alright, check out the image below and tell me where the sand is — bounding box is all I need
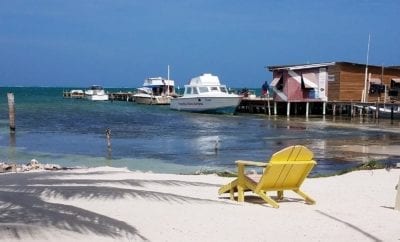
[0,166,399,242]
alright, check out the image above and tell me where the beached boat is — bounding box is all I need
[170,73,241,114]
[133,77,176,105]
[84,85,109,101]
[368,105,400,119]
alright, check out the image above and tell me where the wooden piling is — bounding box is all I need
[7,93,16,132]
[106,128,111,149]
[395,176,400,211]
[306,102,309,118]
[391,105,394,121]
[333,103,336,116]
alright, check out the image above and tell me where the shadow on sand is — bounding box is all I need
[0,171,222,241]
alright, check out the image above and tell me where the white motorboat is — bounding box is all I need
[133,77,176,105]
[170,73,241,114]
[84,85,109,101]
[368,105,400,119]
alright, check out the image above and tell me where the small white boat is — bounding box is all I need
[133,77,176,105]
[64,89,84,98]
[84,85,109,101]
[170,73,241,114]
[368,105,400,119]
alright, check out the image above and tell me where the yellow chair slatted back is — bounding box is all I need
[256,145,316,191]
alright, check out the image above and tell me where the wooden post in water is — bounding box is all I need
[391,105,394,121]
[395,175,400,211]
[306,102,309,118]
[105,128,112,160]
[351,103,355,117]
[106,128,112,150]
[333,103,336,116]
[7,93,16,133]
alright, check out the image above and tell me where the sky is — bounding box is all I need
[0,0,399,88]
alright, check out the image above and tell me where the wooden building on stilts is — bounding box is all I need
[259,61,400,118]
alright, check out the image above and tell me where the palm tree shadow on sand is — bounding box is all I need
[0,171,222,241]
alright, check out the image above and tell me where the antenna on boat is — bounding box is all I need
[362,34,371,103]
[167,65,170,95]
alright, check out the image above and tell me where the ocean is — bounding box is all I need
[1,87,400,176]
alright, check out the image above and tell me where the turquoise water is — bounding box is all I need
[1,87,400,175]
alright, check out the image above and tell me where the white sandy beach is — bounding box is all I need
[0,166,399,242]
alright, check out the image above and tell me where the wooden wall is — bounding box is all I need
[327,65,341,101]
[327,63,400,102]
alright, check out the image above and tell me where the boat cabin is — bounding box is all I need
[184,85,229,95]
[184,73,229,95]
[142,77,175,96]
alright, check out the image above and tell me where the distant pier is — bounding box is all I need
[63,90,134,102]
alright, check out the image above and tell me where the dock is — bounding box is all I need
[62,90,400,120]
[63,90,84,99]
[63,90,134,102]
[108,92,134,102]
[237,97,400,120]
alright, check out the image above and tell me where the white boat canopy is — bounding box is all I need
[188,73,221,86]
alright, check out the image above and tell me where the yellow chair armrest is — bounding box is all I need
[235,160,268,167]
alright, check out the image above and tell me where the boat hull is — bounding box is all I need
[133,94,172,105]
[170,96,241,114]
[86,94,109,101]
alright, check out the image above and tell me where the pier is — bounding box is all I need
[62,90,400,120]
[108,92,134,102]
[236,97,400,120]
[63,90,134,102]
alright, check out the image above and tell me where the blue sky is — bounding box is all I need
[0,0,399,88]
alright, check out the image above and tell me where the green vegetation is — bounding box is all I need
[311,159,388,178]
[192,160,392,178]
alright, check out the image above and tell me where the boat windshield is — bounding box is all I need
[198,87,209,93]
[91,85,103,90]
[220,86,228,93]
[210,87,219,92]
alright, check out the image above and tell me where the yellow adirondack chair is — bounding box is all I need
[218,145,317,208]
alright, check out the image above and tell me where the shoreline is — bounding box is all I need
[2,158,399,178]
[1,166,399,241]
